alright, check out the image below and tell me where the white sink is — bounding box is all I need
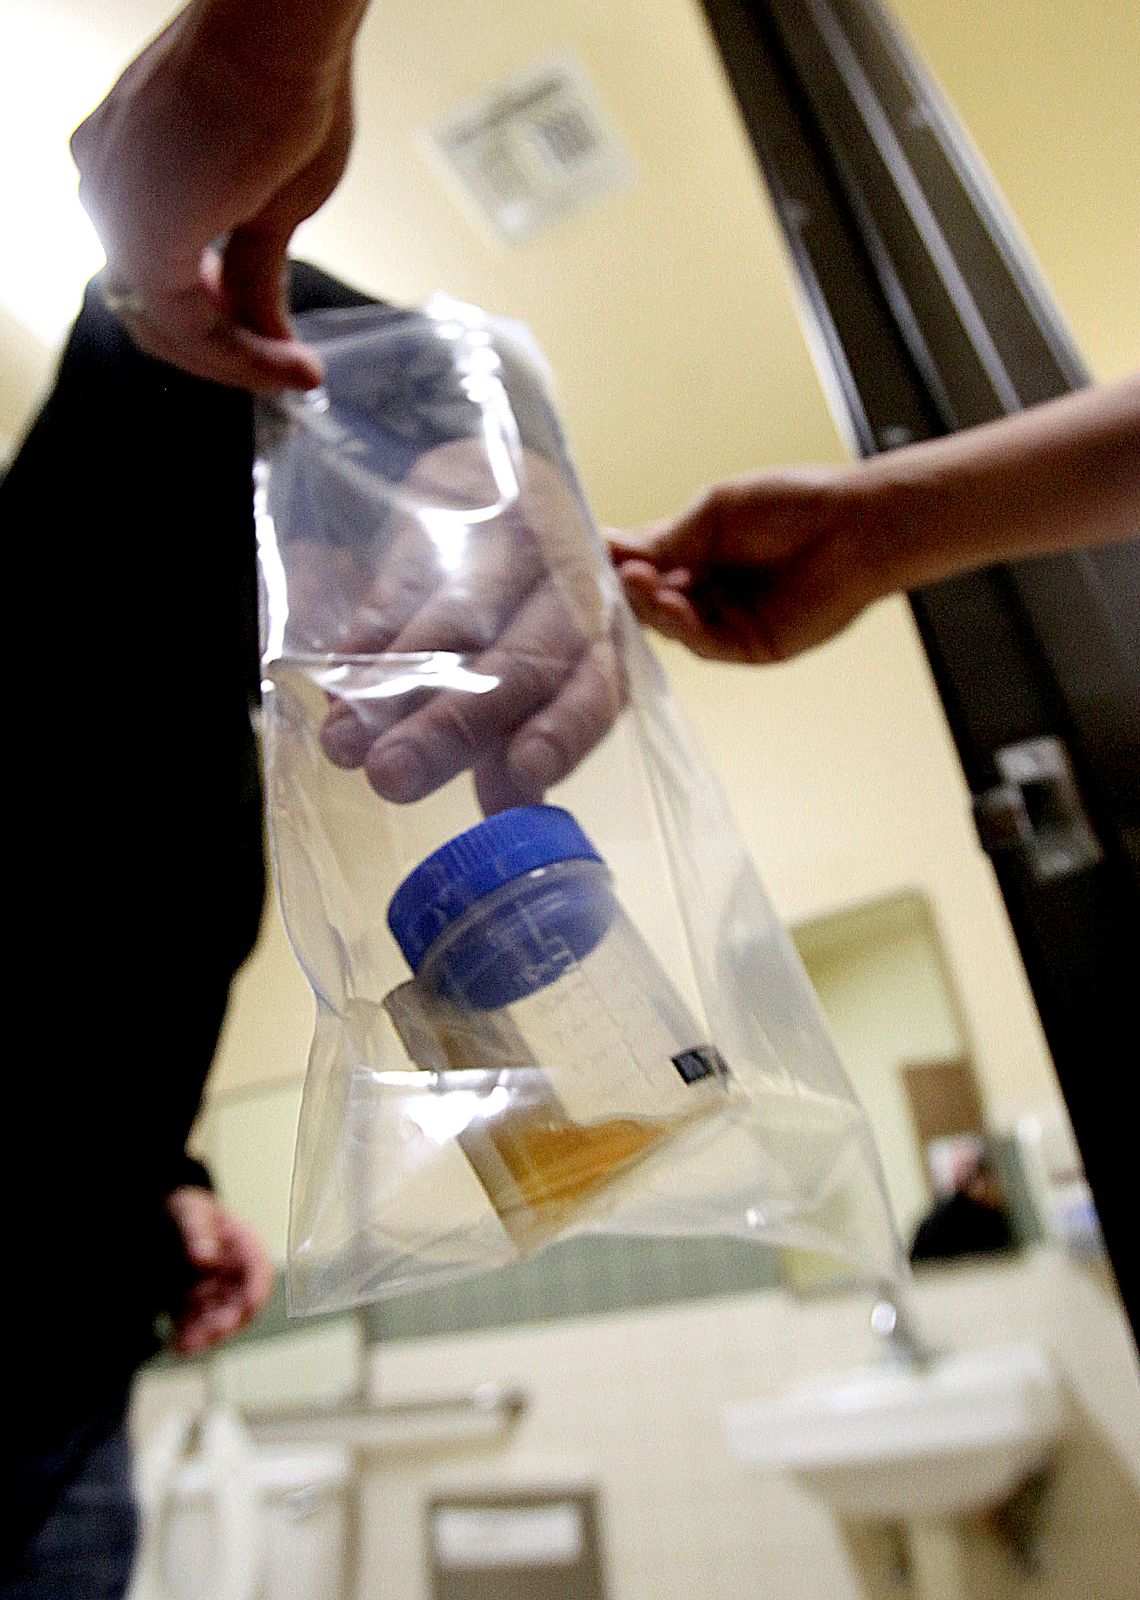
[724,1342,1066,1520]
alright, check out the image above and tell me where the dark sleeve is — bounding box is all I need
[909,1216,937,1263]
[1,262,390,1228]
[909,1199,952,1263]
[3,271,262,715]
[167,1153,214,1193]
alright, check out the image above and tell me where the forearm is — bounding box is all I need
[869,372,1140,590]
[187,0,370,81]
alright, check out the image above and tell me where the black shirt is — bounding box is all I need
[2,263,378,1472]
[909,1191,1015,1263]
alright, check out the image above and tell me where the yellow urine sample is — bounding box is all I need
[384,981,688,1251]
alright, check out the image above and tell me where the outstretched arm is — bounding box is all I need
[613,374,1140,664]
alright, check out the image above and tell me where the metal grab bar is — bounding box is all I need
[240,1381,528,1450]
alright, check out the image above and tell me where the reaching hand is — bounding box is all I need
[71,7,359,391]
[165,1186,275,1355]
[611,375,1140,665]
[610,467,889,665]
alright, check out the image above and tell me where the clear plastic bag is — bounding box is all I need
[254,298,901,1313]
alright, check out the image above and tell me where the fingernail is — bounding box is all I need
[368,741,430,803]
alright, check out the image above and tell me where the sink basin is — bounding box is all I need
[723,1342,1066,1520]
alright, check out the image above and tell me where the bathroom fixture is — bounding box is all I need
[243,1381,529,1453]
[723,1341,1065,1520]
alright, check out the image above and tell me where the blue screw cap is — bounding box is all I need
[387,805,603,977]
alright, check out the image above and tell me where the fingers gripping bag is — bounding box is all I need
[255,298,902,1314]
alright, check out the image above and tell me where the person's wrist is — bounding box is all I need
[850,452,953,599]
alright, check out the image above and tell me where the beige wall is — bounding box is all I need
[209,904,314,1101]
[0,306,51,456]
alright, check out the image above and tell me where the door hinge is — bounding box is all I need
[973,736,1104,882]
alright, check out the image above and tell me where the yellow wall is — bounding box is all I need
[0,307,51,455]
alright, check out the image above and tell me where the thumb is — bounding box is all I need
[609,485,735,572]
[167,1188,223,1267]
[221,224,296,343]
[104,250,325,392]
[609,521,698,612]
[608,516,692,570]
